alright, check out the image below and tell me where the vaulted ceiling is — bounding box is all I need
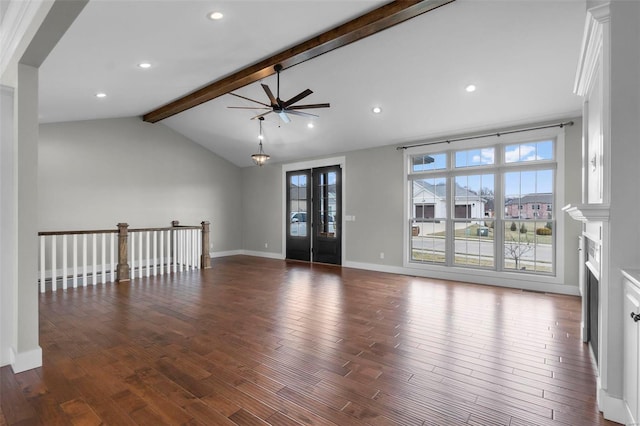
[39,0,586,167]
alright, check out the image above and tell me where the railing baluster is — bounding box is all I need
[173,229,178,273]
[51,235,57,291]
[110,233,115,282]
[198,229,202,269]
[73,235,78,288]
[138,231,143,279]
[40,236,46,293]
[159,231,164,276]
[191,229,196,269]
[146,231,151,277]
[82,234,88,287]
[130,231,135,278]
[101,233,106,284]
[62,235,68,290]
[166,230,171,274]
[152,231,157,276]
[186,230,190,269]
[92,233,97,285]
[179,230,184,272]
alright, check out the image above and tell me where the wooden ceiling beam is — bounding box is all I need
[143,0,455,123]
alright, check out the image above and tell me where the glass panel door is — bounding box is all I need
[285,166,342,265]
[286,170,311,261]
[312,166,341,265]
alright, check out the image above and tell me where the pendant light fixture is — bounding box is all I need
[251,117,270,166]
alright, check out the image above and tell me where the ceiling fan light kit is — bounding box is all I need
[228,64,330,124]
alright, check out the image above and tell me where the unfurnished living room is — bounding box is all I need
[1,0,639,425]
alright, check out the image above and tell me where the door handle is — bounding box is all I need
[631,312,640,322]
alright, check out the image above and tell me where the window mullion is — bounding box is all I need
[446,174,454,266]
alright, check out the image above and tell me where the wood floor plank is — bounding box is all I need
[0,255,619,425]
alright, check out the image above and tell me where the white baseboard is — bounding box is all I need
[211,250,285,260]
[240,250,285,260]
[598,385,627,424]
[0,347,11,367]
[10,346,42,373]
[210,250,243,258]
[344,260,580,296]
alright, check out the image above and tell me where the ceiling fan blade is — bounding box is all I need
[288,103,330,110]
[282,89,313,108]
[278,110,291,123]
[261,84,277,106]
[251,111,273,120]
[227,106,270,110]
[228,92,270,107]
[286,110,319,118]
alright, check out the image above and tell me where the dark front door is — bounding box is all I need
[286,170,311,261]
[285,165,342,265]
[312,166,341,265]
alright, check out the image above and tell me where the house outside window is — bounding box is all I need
[406,133,559,277]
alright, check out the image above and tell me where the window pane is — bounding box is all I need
[503,220,553,273]
[411,177,446,264]
[504,170,553,219]
[455,148,495,168]
[454,220,494,268]
[411,153,447,172]
[454,174,494,219]
[411,220,446,264]
[413,178,447,220]
[317,171,337,239]
[505,140,554,163]
[289,174,307,237]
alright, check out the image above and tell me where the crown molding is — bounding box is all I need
[0,0,45,77]
[574,2,610,96]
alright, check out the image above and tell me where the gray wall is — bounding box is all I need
[241,117,583,293]
[562,117,584,289]
[39,117,243,253]
[240,163,282,254]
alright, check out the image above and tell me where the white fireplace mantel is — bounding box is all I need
[562,203,610,223]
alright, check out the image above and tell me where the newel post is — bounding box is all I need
[116,223,130,282]
[201,221,211,269]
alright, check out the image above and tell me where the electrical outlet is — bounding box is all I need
[264,242,268,248]
[380,252,385,259]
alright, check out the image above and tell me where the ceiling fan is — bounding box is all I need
[227,64,330,123]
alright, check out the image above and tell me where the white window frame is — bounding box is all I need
[403,126,565,288]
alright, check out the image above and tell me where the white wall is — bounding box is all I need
[601,0,640,409]
[0,85,15,367]
[241,117,583,294]
[39,117,243,254]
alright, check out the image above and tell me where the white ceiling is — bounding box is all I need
[39,0,587,167]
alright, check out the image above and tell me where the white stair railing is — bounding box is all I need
[38,220,211,292]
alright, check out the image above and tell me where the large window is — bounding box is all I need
[407,137,557,276]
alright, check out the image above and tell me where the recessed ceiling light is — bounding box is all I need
[465,84,477,93]
[372,106,382,114]
[137,62,151,69]
[208,11,223,20]
[95,92,107,98]
[307,122,314,129]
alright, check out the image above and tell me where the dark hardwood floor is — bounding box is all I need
[1,255,618,425]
